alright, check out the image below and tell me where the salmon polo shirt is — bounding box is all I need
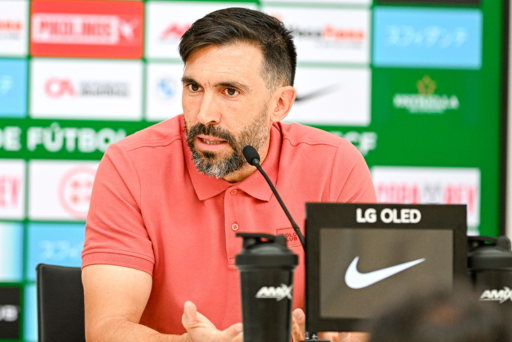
[82,114,376,335]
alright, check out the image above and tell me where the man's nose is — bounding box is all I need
[197,91,221,125]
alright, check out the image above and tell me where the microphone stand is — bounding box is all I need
[246,151,329,342]
[252,160,306,251]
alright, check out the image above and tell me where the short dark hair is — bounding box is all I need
[179,7,297,90]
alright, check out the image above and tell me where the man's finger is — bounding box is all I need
[318,332,351,342]
[221,323,243,340]
[182,301,198,327]
[232,332,244,342]
[291,309,305,342]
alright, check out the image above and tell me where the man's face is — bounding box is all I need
[182,43,273,179]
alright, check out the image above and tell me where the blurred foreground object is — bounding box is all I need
[368,283,512,342]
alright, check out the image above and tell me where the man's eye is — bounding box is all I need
[225,88,239,97]
[188,84,200,92]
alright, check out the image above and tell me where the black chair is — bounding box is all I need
[36,264,86,342]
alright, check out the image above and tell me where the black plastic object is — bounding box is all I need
[36,264,85,342]
[242,146,306,250]
[468,236,512,308]
[236,233,298,342]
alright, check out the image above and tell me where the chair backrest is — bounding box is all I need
[36,264,86,342]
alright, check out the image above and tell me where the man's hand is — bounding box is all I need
[182,301,243,342]
[291,309,366,342]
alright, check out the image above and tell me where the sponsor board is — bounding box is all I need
[145,2,256,60]
[0,287,20,339]
[31,0,143,58]
[26,223,85,281]
[23,285,36,342]
[0,0,29,56]
[0,223,23,282]
[372,68,478,122]
[0,59,28,117]
[0,159,25,220]
[378,0,479,4]
[28,160,99,221]
[264,7,370,64]
[371,166,480,228]
[146,62,184,121]
[393,75,459,114]
[330,131,377,156]
[286,67,371,126]
[30,59,143,120]
[25,122,126,154]
[263,0,371,3]
[0,122,128,156]
[373,8,482,69]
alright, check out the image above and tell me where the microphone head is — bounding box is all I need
[243,146,260,166]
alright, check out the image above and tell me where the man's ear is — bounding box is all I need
[270,86,296,123]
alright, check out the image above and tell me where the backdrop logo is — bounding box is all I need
[31,59,143,120]
[264,7,370,64]
[45,78,75,98]
[0,161,25,220]
[30,0,143,58]
[58,166,95,219]
[378,0,480,4]
[0,287,20,339]
[145,63,184,121]
[28,160,99,221]
[0,223,23,282]
[44,78,129,99]
[0,76,13,96]
[373,8,482,69]
[393,75,459,114]
[157,78,177,100]
[290,24,365,46]
[371,166,480,229]
[0,0,29,56]
[145,2,256,59]
[160,23,191,41]
[0,58,28,117]
[287,67,371,126]
[26,223,85,281]
[32,14,139,45]
[0,20,22,39]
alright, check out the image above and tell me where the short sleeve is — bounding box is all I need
[330,139,377,203]
[82,143,155,276]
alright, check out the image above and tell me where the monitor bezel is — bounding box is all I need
[305,203,468,332]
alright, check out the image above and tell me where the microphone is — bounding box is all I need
[243,146,325,342]
[243,146,306,251]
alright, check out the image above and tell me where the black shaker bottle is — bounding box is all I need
[235,233,299,342]
[468,236,512,309]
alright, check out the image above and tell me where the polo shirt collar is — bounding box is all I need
[181,116,280,202]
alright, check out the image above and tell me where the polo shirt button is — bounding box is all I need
[231,223,239,231]
[230,189,238,195]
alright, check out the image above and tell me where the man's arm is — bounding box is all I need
[83,265,243,342]
[83,264,189,342]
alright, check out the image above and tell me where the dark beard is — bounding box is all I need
[185,107,269,179]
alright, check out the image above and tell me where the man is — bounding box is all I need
[82,7,375,342]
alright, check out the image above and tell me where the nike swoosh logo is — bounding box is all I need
[295,84,340,102]
[345,256,426,289]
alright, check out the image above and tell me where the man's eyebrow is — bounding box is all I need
[181,77,250,93]
[181,76,198,85]
[217,81,251,93]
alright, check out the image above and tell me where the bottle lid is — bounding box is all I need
[235,233,299,269]
[468,236,512,271]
